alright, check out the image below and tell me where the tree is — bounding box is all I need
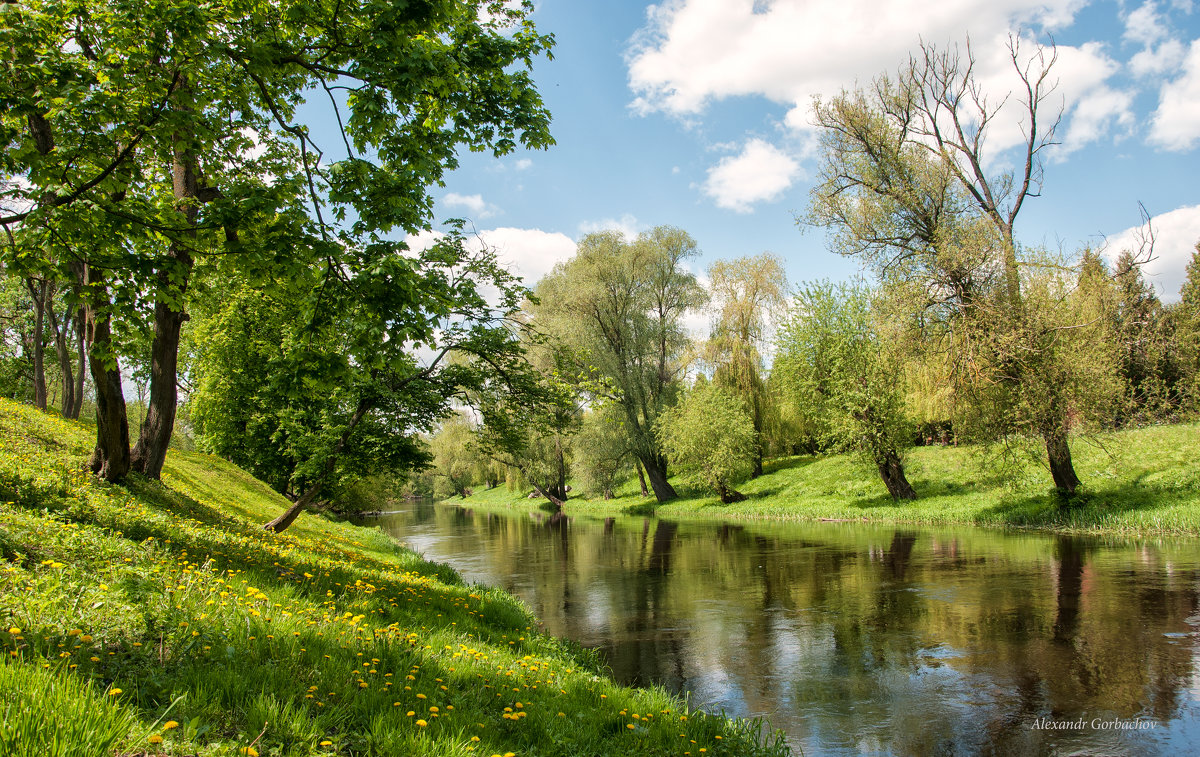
[775,282,917,501]
[429,414,484,500]
[185,227,540,532]
[1174,242,1200,409]
[573,402,634,500]
[705,254,786,476]
[533,227,707,503]
[805,36,1103,495]
[1,0,554,481]
[655,382,756,504]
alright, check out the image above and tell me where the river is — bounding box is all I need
[361,500,1200,755]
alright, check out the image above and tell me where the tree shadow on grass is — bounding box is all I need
[975,476,1198,531]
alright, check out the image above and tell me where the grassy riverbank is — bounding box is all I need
[460,423,1200,536]
[0,399,785,757]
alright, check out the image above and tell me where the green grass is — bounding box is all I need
[461,424,1200,535]
[0,398,787,757]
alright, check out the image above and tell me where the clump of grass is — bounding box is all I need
[0,399,789,757]
[0,662,139,757]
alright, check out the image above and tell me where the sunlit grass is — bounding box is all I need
[0,399,787,757]
[462,424,1200,536]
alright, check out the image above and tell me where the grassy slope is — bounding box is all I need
[0,399,785,757]
[462,423,1200,535]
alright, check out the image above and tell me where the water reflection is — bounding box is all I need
[364,505,1200,755]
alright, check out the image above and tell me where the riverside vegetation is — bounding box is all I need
[454,422,1200,537]
[0,399,787,757]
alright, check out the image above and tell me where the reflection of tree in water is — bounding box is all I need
[600,520,687,688]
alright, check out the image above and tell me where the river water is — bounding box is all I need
[362,500,1200,755]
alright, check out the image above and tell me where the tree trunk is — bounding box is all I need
[70,306,86,419]
[263,483,323,533]
[635,459,650,497]
[716,481,747,504]
[876,449,917,501]
[46,298,75,418]
[752,447,763,478]
[26,278,48,410]
[130,81,198,479]
[262,396,374,532]
[530,480,566,511]
[83,273,131,482]
[1043,423,1080,496]
[639,453,677,502]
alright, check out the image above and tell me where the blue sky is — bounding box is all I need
[425,0,1200,306]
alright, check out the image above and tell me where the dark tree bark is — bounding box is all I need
[716,482,747,504]
[46,297,75,418]
[876,448,917,501]
[1043,423,1080,495]
[82,272,131,481]
[529,480,566,511]
[25,278,49,410]
[635,459,650,497]
[70,306,87,419]
[130,81,198,479]
[639,452,677,502]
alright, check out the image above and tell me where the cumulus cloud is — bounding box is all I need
[1129,38,1187,77]
[578,213,642,241]
[628,1,1131,160]
[1104,204,1200,301]
[629,0,1085,114]
[1124,1,1169,45]
[475,227,577,287]
[442,192,499,220]
[1148,39,1200,151]
[702,139,801,213]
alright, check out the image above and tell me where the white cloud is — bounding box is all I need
[1148,39,1200,151]
[628,1,1133,160]
[702,139,800,213]
[474,227,577,287]
[513,158,533,171]
[442,192,499,219]
[1104,204,1200,301]
[628,0,1087,117]
[1124,1,1169,45]
[1129,38,1187,77]
[579,213,642,241]
[403,229,445,256]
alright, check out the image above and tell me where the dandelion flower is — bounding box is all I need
[240,748,259,757]
[108,688,122,696]
[148,734,163,744]
[416,719,428,727]
[163,720,179,730]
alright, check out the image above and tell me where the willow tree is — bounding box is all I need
[806,36,1102,495]
[534,227,707,502]
[706,254,786,476]
[776,282,917,501]
[1,0,554,482]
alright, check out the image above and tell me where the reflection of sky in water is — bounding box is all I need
[365,506,1200,756]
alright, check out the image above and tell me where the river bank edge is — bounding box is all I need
[449,422,1200,538]
[0,399,788,757]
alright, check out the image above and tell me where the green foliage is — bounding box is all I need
[776,282,914,482]
[429,414,485,499]
[532,226,707,502]
[573,402,634,499]
[655,383,756,503]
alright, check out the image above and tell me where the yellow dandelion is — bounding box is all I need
[108,688,122,696]
[240,748,259,757]
[148,734,163,744]
[416,719,428,727]
[163,720,179,730]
